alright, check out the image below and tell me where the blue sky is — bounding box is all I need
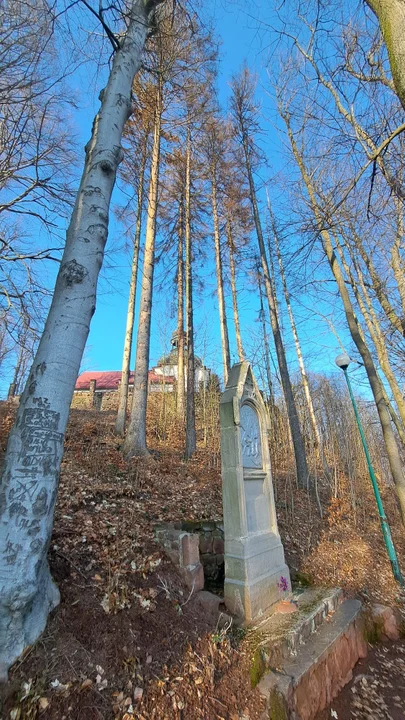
[1,0,370,398]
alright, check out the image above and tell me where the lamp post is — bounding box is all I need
[335,353,403,586]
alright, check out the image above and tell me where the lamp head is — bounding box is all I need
[335,352,351,370]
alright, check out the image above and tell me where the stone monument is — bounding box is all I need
[220,361,291,622]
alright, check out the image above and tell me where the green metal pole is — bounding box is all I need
[343,368,404,585]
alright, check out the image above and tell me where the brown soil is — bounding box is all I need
[1,402,405,720]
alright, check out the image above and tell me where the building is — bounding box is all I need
[152,331,210,389]
[72,333,211,411]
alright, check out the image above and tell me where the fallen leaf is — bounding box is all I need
[80,679,92,691]
[134,687,143,702]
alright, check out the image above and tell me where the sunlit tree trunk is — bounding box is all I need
[283,111,405,522]
[0,0,153,677]
[391,197,405,318]
[185,124,196,460]
[240,133,309,488]
[271,210,323,451]
[124,80,162,457]
[334,229,405,439]
[211,172,231,384]
[176,197,186,420]
[257,268,274,405]
[347,219,405,337]
[226,218,244,362]
[115,138,147,435]
[365,0,405,111]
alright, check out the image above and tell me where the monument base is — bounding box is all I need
[224,532,291,623]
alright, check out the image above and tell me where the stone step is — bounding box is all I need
[247,586,343,682]
[258,598,367,720]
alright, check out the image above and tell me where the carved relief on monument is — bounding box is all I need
[240,403,262,469]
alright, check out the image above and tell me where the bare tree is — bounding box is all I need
[365,0,405,110]
[115,85,152,435]
[230,66,309,489]
[0,0,164,677]
[201,117,231,384]
[280,104,405,523]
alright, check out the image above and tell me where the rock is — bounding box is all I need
[213,537,224,554]
[195,590,222,615]
[181,534,200,567]
[199,533,213,554]
[371,603,400,641]
[181,562,204,593]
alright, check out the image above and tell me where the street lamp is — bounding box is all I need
[335,354,404,586]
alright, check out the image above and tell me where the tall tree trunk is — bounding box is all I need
[123,81,162,457]
[211,171,231,384]
[391,197,405,318]
[0,0,152,678]
[271,211,322,451]
[185,125,196,460]
[365,0,405,111]
[227,218,244,362]
[176,197,185,419]
[240,131,309,488]
[283,112,405,523]
[10,342,24,397]
[347,219,405,336]
[115,138,147,435]
[257,268,274,405]
[334,229,405,438]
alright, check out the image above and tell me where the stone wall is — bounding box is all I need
[155,520,224,591]
[71,391,94,409]
[71,389,134,411]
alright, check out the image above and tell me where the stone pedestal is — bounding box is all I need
[220,362,290,622]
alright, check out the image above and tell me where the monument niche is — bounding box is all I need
[220,362,291,622]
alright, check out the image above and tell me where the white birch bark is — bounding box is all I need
[0,0,152,677]
[123,83,162,456]
[115,140,147,436]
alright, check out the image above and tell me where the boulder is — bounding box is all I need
[371,604,400,641]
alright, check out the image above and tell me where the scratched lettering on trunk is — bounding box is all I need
[16,408,63,479]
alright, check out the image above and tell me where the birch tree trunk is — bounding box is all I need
[123,82,162,456]
[176,198,185,419]
[227,218,244,362]
[115,139,147,436]
[185,125,196,459]
[212,172,231,384]
[283,111,405,523]
[0,0,152,678]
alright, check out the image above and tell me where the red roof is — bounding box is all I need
[75,370,175,390]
